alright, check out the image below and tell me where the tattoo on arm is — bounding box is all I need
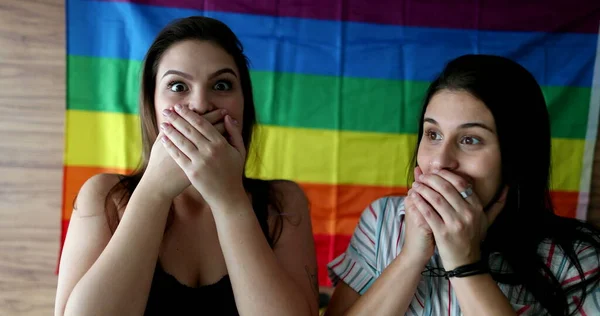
[305,265,319,299]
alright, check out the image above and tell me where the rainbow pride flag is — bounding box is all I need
[63,0,600,286]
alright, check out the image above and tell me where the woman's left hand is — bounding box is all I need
[160,104,247,208]
[410,169,507,270]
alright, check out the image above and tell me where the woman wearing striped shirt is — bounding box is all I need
[325,54,600,316]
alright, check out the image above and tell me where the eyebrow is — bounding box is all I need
[162,70,194,80]
[161,68,238,80]
[209,68,238,79]
[424,117,495,133]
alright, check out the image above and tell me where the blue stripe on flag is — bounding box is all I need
[68,0,598,86]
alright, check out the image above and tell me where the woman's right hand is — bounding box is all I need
[142,107,227,200]
[402,166,435,265]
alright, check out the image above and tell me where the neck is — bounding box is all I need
[172,186,210,219]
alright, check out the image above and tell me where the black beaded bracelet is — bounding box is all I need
[446,261,489,278]
[422,261,488,279]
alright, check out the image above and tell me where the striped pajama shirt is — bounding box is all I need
[327,196,600,315]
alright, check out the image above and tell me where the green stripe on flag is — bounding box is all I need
[68,55,592,139]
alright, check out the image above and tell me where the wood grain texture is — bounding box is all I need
[0,0,64,315]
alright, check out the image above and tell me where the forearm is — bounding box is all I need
[451,274,516,316]
[64,179,172,316]
[342,252,425,316]
[213,199,315,316]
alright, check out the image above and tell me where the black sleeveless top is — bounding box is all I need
[144,263,239,315]
[143,179,274,315]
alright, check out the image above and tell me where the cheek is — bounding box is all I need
[153,91,183,124]
[416,142,431,173]
[471,155,502,204]
[218,94,244,123]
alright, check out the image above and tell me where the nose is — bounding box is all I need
[187,87,215,114]
[429,142,459,171]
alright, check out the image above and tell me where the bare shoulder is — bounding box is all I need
[269,179,310,224]
[269,180,309,211]
[73,173,124,218]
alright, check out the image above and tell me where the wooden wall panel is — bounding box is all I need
[0,0,64,315]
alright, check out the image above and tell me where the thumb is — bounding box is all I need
[486,186,509,225]
[225,115,246,157]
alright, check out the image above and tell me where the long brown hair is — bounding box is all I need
[105,16,283,246]
[410,54,600,315]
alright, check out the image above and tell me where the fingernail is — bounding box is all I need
[174,104,182,111]
[418,174,424,181]
[230,116,239,125]
[432,168,440,174]
[221,109,228,115]
[162,109,172,117]
[412,181,419,188]
[161,136,168,143]
[160,122,169,131]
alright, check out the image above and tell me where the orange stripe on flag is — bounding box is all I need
[301,183,407,236]
[62,165,131,221]
[61,167,581,234]
[301,183,580,236]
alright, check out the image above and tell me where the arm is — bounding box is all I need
[325,251,427,316]
[411,170,515,315]
[212,181,319,316]
[450,274,516,316]
[55,174,172,316]
[325,191,435,316]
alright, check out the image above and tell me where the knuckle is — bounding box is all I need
[432,195,444,206]
[190,169,202,178]
[205,145,217,157]
[192,117,204,128]
[215,138,227,148]
[454,221,465,231]
[463,213,474,224]
[183,126,194,136]
[457,179,469,190]
[440,182,453,192]
[440,229,450,238]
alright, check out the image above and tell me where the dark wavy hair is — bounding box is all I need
[410,54,600,315]
[104,16,283,246]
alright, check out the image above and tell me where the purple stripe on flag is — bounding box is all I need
[98,0,600,33]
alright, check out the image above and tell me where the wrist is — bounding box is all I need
[446,260,489,279]
[137,174,178,202]
[398,248,431,268]
[210,190,251,215]
[442,252,481,271]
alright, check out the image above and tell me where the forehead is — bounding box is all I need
[425,90,495,127]
[157,39,239,76]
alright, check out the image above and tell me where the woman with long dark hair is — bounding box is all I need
[324,54,600,315]
[55,16,319,316]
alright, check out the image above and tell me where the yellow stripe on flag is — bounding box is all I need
[551,138,584,192]
[247,125,417,186]
[249,125,584,191]
[65,110,583,191]
[65,110,142,169]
